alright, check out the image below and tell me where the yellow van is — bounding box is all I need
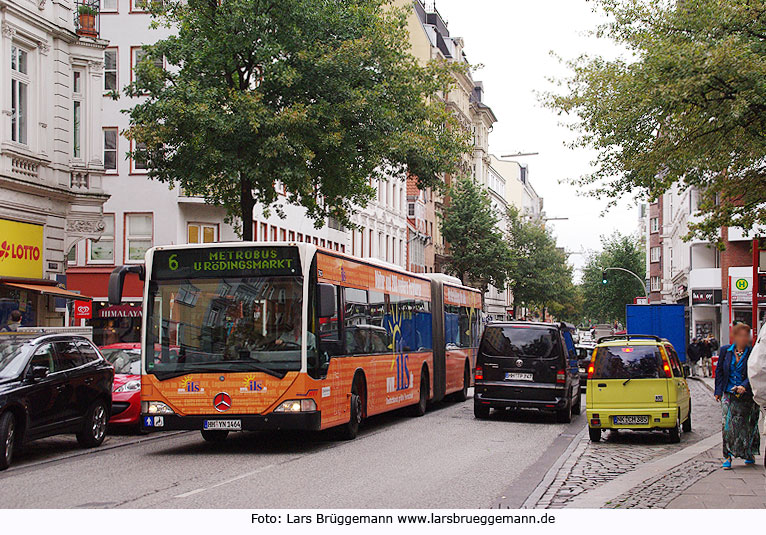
[586,335,691,443]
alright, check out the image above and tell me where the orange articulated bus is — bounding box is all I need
[108,242,482,441]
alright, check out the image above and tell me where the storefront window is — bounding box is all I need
[87,301,142,347]
[0,286,37,329]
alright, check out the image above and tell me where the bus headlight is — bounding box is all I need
[142,401,175,415]
[273,399,317,412]
[115,380,141,393]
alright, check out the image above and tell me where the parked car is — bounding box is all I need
[586,335,691,443]
[0,332,114,470]
[474,322,581,423]
[100,343,141,426]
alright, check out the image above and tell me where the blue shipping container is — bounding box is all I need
[626,304,687,362]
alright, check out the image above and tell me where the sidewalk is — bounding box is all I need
[667,376,766,508]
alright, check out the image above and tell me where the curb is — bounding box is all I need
[520,425,587,508]
[688,376,715,393]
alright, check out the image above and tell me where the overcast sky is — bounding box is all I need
[432,0,640,276]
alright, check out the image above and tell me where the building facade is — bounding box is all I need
[0,0,109,328]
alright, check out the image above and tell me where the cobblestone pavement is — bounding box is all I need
[534,379,720,508]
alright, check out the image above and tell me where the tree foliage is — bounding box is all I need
[545,0,766,243]
[505,207,577,318]
[125,0,471,239]
[581,232,646,324]
[440,177,512,297]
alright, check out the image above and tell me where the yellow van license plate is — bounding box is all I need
[613,416,649,425]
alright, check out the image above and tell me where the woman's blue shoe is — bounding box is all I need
[744,459,755,465]
[722,458,732,469]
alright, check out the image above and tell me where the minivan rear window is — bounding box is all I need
[592,346,663,379]
[479,326,560,359]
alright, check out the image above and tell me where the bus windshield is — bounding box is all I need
[146,276,308,378]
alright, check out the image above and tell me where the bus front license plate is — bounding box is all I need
[613,416,649,425]
[204,420,241,431]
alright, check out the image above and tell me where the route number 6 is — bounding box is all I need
[169,254,179,271]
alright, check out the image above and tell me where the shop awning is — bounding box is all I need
[2,282,91,300]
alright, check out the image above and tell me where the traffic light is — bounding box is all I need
[601,271,608,285]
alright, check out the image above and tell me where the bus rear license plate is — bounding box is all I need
[204,420,241,431]
[613,415,649,425]
[505,372,533,381]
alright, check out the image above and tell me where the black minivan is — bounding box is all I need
[0,333,114,470]
[474,322,581,423]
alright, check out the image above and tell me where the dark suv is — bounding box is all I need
[0,333,114,470]
[474,322,581,422]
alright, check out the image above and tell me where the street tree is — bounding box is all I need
[581,232,646,324]
[440,176,512,299]
[125,0,471,240]
[545,0,766,243]
[505,206,575,319]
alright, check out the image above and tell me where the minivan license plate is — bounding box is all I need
[505,372,533,381]
[613,415,649,425]
[203,420,241,431]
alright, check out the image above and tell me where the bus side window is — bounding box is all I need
[344,287,370,356]
[317,284,342,359]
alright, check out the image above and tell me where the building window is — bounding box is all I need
[131,140,148,172]
[89,215,115,263]
[650,276,661,292]
[650,246,661,263]
[10,45,29,145]
[125,214,153,263]
[103,128,118,172]
[188,223,217,244]
[101,0,118,12]
[328,217,344,231]
[104,49,118,91]
[261,223,268,241]
[131,46,163,87]
[650,217,659,233]
[67,244,77,266]
[289,231,295,242]
[131,0,162,12]
[72,69,84,158]
[408,203,415,217]
[280,229,286,241]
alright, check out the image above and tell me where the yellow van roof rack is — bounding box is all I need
[597,334,663,344]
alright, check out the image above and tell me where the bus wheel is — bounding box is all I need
[451,363,470,402]
[409,370,428,417]
[201,430,229,442]
[338,379,364,441]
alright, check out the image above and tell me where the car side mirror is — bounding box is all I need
[29,366,49,381]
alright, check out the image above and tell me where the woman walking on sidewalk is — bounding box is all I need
[715,323,760,469]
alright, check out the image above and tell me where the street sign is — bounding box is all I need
[634,297,649,305]
[731,277,752,303]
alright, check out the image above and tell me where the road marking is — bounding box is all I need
[174,464,276,498]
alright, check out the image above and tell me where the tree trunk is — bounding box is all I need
[240,175,255,242]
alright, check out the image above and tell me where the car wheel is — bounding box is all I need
[572,391,582,416]
[201,430,229,442]
[588,427,602,442]
[682,402,692,433]
[337,379,363,440]
[474,402,490,419]
[409,370,429,417]
[556,399,572,423]
[77,400,109,448]
[668,414,681,443]
[452,364,470,402]
[0,412,17,471]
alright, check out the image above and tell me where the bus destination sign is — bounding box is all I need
[152,247,302,279]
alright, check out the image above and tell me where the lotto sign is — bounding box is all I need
[73,300,92,320]
[0,219,43,278]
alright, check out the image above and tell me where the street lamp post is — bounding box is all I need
[602,266,648,298]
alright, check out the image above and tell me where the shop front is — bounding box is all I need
[690,289,722,340]
[0,218,88,328]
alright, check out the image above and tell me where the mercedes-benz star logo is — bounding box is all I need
[213,392,232,412]
[515,359,524,368]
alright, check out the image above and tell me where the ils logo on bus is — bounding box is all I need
[386,307,412,393]
[178,376,204,394]
[240,375,267,393]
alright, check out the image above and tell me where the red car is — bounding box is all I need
[100,343,142,426]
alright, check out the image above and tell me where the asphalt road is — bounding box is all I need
[0,391,586,508]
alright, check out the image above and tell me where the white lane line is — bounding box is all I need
[174,464,276,498]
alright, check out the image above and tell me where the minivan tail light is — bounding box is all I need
[660,348,673,378]
[587,364,595,379]
[475,365,483,381]
[556,370,566,384]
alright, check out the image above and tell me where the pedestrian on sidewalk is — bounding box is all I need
[688,338,702,377]
[0,310,22,332]
[701,336,714,377]
[714,323,760,469]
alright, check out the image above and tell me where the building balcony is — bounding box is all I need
[689,267,721,289]
[75,0,100,39]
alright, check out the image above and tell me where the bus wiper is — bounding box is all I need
[153,371,191,381]
[623,378,632,386]
[218,360,287,379]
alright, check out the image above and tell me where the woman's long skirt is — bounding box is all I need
[722,392,761,460]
